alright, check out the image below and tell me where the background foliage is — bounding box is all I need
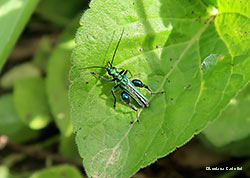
[0,0,250,178]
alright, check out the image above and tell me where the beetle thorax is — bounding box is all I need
[108,67,121,79]
[108,67,116,75]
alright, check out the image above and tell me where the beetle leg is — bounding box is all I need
[117,68,133,77]
[116,68,134,78]
[121,92,138,111]
[119,69,125,75]
[111,85,119,108]
[121,91,138,111]
[124,70,133,77]
[132,79,165,95]
[121,91,139,122]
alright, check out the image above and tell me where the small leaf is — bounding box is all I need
[59,135,81,163]
[0,166,9,178]
[14,76,51,130]
[32,36,52,71]
[0,94,38,142]
[0,62,41,89]
[216,0,250,56]
[0,0,39,72]
[70,0,250,177]
[36,0,88,26]
[200,134,250,157]
[203,84,250,147]
[29,165,83,178]
[220,136,250,157]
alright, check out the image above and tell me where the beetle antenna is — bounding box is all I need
[111,28,124,66]
[78,66,107,70]
[103,31,116,65]
[108,61,112,67]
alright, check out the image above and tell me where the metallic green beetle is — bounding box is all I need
[80,30,165,121]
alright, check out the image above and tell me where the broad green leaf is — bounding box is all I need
[0,62,41,89]
[0,0,39,72]
[46,17,79,136]
[13,76,51,130]
[70,0,250,177]
[202,84,250,147]
[0,94,37,142]
[29,165,83,178]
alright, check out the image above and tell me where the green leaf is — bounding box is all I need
[32,36,52,71]
[46,16,81,162]
[0,62,41,89]
[216,0,250,56]
[200,134,250,157]
[46,17,79,136]
[203,84,250,147]
[70,0,250,177]
[59,135,81,163]
[0,165,32,178]
[0,0,39,72]
[29,165,83,178]
[0,94,38,142]
[202,0,218,7]
[0,166,9,178]
[13,76,51,130]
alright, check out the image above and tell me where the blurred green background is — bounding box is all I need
[0,0,249,178]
